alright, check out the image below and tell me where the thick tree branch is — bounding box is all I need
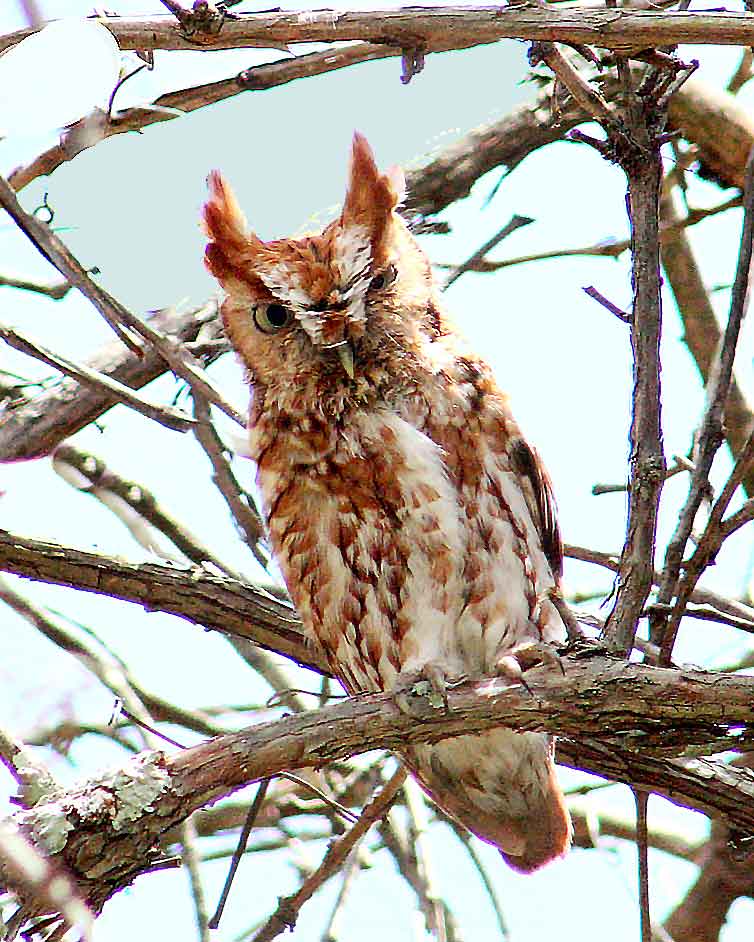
[6,531,754,683]
[0,529,325,675]
[4,655,754,925]
[3,8,754,56]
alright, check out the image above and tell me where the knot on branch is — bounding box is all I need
[633,454,668,490]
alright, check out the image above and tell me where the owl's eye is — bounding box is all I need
[369,264,397,292]
[253,302,293,333]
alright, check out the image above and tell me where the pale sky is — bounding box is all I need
[1,3,753,940]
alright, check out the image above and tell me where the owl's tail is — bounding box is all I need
[404,729,571,873]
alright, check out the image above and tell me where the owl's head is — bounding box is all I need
[203,133,446,416]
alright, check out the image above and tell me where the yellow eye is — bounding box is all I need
[253,303,293,334]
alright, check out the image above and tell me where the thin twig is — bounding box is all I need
[529,41,616,126]
[319,847,362,942]
[0,576,225,739]
[635,791,651,942]
[209,778,270,929]
[660,429,754,663]
[582,285,631,323]
[0,301,223,462]
[403,777,449,942]
[251,767,407,942]
[0,326,195,433]
[53,444,233,572]
[8,43,399,193]
[0,173,245,425]
[443,214,534,289]
[564,543,754,630]
[0,273,71,299]
[191,390,268,567]
[446,820,509,939]
[0,175,141,351]
[180,816,211,942]
[592,455,693,496]
[657,147,754,664]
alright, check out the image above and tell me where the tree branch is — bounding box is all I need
[0,302,223,463]
[0,528,324,675]
[4,8,754,56]
[5,655,754,925]
[602,68,669,655]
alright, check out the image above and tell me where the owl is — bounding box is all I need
[202,133,572,872]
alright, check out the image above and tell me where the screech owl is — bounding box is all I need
[202,133,572,872]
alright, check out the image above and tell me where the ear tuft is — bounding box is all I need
[203,170,260,284]
[341,132,402,248]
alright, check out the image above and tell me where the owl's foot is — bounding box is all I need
[495,641,566,695]
[393,662,455,717]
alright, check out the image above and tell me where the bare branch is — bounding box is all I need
[0,273,70,299]
[529,40,616,125]
[191,392,268,568]
[565,541,754,629]
[8,43,398,192]
[0,302,223,463]
[443,214,533,290]
[7,658,754,923]
[180,816,211,942]
[52,444,230,572]
[252,767,407,942]
[635,791,651,942]
[4,8,754,56]
[0,529,323,674]
[0,175,141,352]
[602,70,668,656]
[0,325,196,434]
[0,174,244,426]
[661,429,754,663]
[657,147,754,663]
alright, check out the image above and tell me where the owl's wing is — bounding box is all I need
[510,437,563,581]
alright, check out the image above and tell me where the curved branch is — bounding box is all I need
[0,529,326,675]
[4,654,754,924]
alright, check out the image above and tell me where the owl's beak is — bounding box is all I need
[335,341,355,379]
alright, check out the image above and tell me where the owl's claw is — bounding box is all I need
[393,663,451,717]
[495,641,566,696]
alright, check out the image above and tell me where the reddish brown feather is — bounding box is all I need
[202,133,572,875]
[341,132,403,260]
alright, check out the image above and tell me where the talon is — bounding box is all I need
[495,641,566,694]
[393,663,450,717]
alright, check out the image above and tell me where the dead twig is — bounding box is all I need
[209,778,270,930]
[0,325,196,434]
[251,767,407,942]
[657,147,754,664]
[443,213,534,289]
[0,273,71,299]
[191,391,268,567]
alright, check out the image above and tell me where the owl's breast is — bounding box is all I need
[251,407,468,693]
